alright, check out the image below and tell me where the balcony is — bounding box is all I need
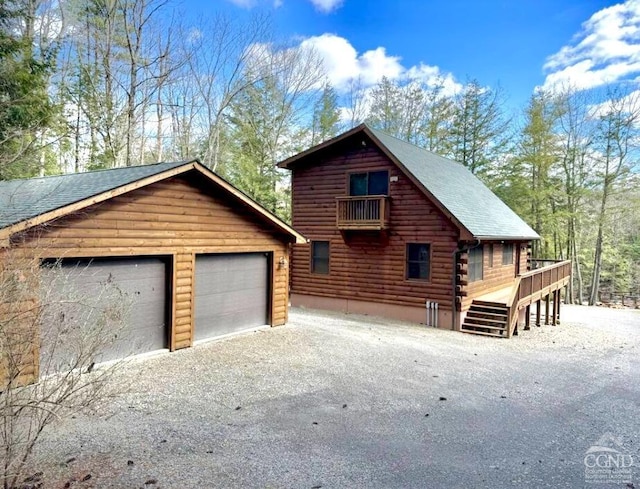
[336,195,390,230]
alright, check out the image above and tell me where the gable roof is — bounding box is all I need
[0,160,306,244]
[279,124,539,241]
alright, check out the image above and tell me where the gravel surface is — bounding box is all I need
[33,304,639,488]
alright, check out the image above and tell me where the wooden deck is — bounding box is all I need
[476,286,512,305]
[462,260,572,338]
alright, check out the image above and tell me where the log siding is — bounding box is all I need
[7,174,292,383]
[291,141,460,311]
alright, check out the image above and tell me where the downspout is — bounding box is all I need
[451,239,481,331]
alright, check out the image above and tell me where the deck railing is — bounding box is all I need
[506,260,571,337]
[336,195,390,230]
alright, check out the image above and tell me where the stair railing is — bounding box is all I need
[505,260,571,338]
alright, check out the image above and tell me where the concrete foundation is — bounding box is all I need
[291,293,455,330]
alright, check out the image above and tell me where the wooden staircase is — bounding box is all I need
[461,300,509,337]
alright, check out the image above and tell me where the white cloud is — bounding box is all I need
[309,0,343,13]
[542,0,640,91]
[300,33,461,95]
[226,0,340,10]
[226,0,257,8]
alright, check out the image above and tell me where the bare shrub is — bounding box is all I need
[0,253,132,489]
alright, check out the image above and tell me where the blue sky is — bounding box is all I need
[205,0,639,113]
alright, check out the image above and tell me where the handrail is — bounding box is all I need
[336,195,388,201]
[505,260,571,337]
[529,258,566,270]
[336,195,389,230]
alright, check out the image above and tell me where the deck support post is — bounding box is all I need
[557,289,562,324]
[545,294,550,325]
[551,291,557,326]
[525,304,530,330]
[535,300,541,327]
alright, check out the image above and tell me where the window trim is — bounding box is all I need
[502,243,514,266]
[405,243,431,282]
[310,240,330,275]
[347,169,390,196]
[468,247,483,282]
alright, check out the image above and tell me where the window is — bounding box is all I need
[311,241,330,274]
[349,170,389,196]
[488,244,494,268]
[406,243,430,280]
[468,247,483,282]
[502,244,514,265]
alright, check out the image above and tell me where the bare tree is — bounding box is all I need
[556,87,595,304]
[588,89,640,305]
[185,12,272,171]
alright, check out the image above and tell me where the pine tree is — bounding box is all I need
[0,0,56,179]
[311,82,340,145]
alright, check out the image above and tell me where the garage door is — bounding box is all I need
[40,257,167,370]
[194,253,269,341]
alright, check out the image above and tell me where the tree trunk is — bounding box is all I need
[589,186,608,305]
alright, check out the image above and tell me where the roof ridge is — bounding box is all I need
[0,160,194,184]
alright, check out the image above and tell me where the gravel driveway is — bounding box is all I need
[35,305,640,488]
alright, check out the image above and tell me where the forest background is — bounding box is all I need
[2,0,639,305]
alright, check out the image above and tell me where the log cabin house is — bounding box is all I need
[0,160,305,384]
[278,124,571,338]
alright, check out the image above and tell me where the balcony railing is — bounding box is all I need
[336,195,390,230]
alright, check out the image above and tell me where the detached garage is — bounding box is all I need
[0,160,305,383]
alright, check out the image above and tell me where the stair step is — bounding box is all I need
[464,316,507,326]
[472,300,508,308]
[470,304,508,314]
[462,322,507,332]
[467,310,508,320]
[469,320,508,328]
[460,328,506,338]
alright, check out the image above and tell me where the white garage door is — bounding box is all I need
[194,253,269,341]
[40,257,168,371]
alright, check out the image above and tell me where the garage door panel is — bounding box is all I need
[40,257,168,370]
[194,254,269,341]
[195,262,266,294]
[196,289,267,315]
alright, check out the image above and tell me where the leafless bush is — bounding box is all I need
[0,253,132,489]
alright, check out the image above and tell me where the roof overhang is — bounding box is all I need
[472,235,540,241]
[0,160,307,244]
[278,124,368,169]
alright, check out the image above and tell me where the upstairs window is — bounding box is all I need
[311,241,330,274]
[502,244,514,265]
[468,247,483,282]
[406,243,430,280]
[349,170,389,196]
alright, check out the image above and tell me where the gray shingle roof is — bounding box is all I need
[0,161,190,229]
[366,126,539,240]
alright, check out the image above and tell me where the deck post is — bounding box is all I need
[555,289,561,325]
[545,294,550,325]
[536,299,541,327]
[552,291,557,326]
[525,304,530,330]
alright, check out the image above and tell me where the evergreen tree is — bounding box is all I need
[515,91,562,258]
[449,80,510,177]
[311,82,340,145]
[0,0,56,179]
